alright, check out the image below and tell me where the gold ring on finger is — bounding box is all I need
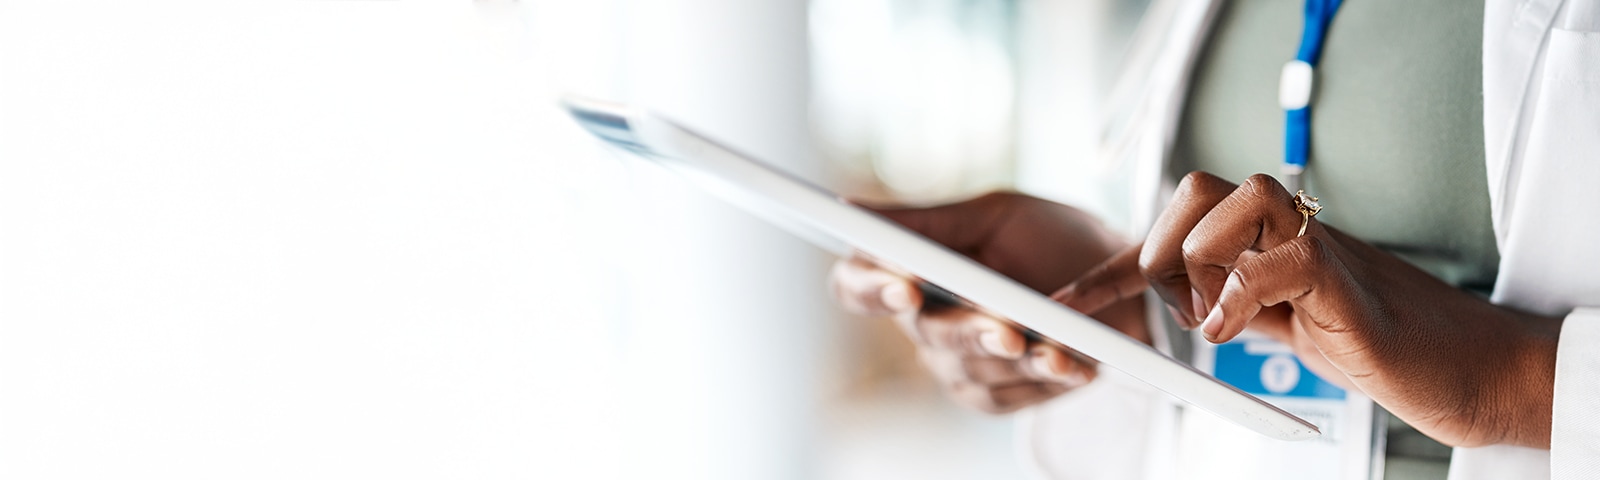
[1293,190,1322,237]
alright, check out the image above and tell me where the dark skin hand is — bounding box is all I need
[1060,172,1562,449]
[830,192,1147,413]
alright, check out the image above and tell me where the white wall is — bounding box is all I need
[0,1,824,478]
[1014,0,1138,234]
[599,0,831,478]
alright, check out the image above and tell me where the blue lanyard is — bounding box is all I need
[1281,0,1343,191]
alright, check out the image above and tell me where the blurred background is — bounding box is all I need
[0,1,1145,478]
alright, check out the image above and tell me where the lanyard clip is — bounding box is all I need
[1279,60,1314,111]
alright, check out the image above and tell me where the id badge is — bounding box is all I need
[1177,331,1383,480]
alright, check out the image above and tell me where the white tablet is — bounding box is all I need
[563,95,1320,441]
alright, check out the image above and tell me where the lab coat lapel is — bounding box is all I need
[1129,0,1226,235]
[1482,0,1566,246]
[1486,0,1600,316]
[1456,0,1600,478]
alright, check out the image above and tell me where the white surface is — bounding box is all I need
[1021,368,1162,480]
[0,1,831,479]
[821,386,1025,480]
[0,3,619,478]
[597,0,831,477]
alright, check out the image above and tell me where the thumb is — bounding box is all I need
[830,256,923,316]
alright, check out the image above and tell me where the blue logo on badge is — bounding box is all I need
[1213,340,1344,400]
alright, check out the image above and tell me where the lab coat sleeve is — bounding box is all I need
[1455,309,1600,480]
[1551,308,1600,477]
[1475,2,1600,476]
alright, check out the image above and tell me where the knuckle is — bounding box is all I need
[1239,173,1284,199]
[1137,243,1183,285]
[1228,265,1257,296]
[1180,234,1205,263]
[920,321,962,351]
[1177,171,1224,193]
[1232,236,1335,297]
[962,358,1017,385]
[1283,235,1333,271]
[921,311,995,353]
[1137,243,1160,276]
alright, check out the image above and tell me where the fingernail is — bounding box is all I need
[1064,369,1090,387]
[1032,349,1088,386]
[979,329,1007,356]
[1053,284,1077,302]
[1167,305,1194,330]
[1200,304,1224,343]
[1030,349,1068,381]
[1190,288,1208,323]
[881,282,914,312]
[979,329,1021,358]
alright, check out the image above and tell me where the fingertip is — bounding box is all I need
[880,280,920,313]
[1050,283,1077,302]
[831,256,890,315]
[1055,281,1120,317]
[1029,346,1090,387]
[977,320,1026,359]
[1204,274,1259,343]
[1077,361,1099,385]
[1190,288,1208,327]
[1168,305,1196,331]
[1052,283,1098,313]
[978,330,1009,358]
[1055,245,1145,316]
[1202,286,1258,344]
[1163,288,1202,330]
[1027,349,1056,380]
[1200,303,1225,343]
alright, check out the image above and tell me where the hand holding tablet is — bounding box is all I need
[831,194,1149,414]
[563,95,1320,441]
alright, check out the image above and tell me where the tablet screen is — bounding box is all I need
[563,95,1320,442]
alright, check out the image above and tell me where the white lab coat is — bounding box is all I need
[1022,0,1600,478]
